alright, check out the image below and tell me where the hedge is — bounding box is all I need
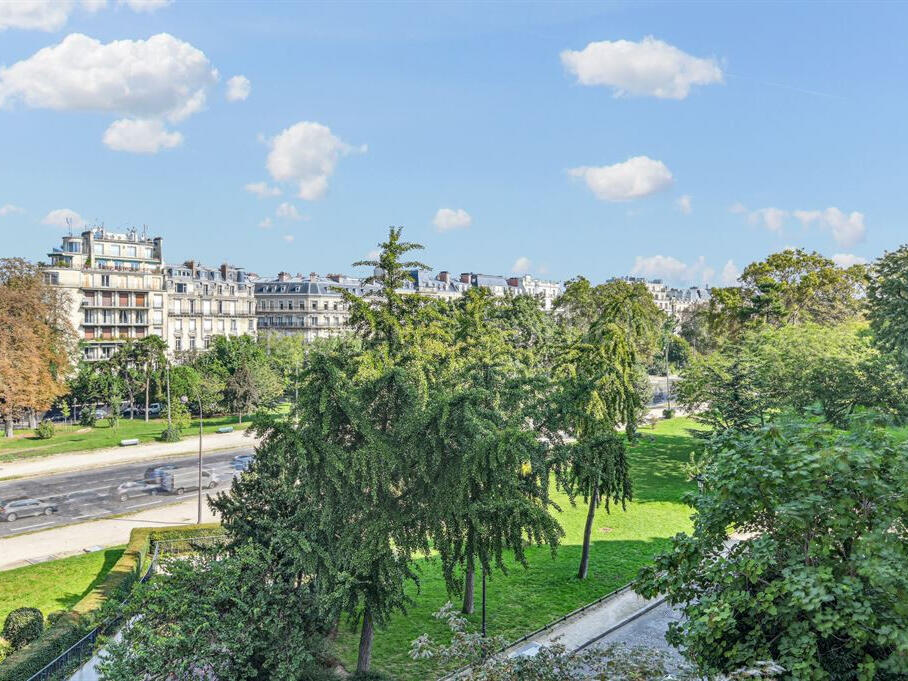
[0,523,222,681]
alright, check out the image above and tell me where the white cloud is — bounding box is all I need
[720,259,740,285]
[0,1,72,31]
[631,254,715,285]
[226,75,251,102]
[367,249,381,260]
[282,234,295,243]
[831,253,867,268]
[433,208,472,232]
[0,33,218,151]
[102,118,182,153]
[0,0,167,32]
[729,202,747,214]
[748,207,787,232]
[276,202,302,221]
[118,0,171,10]
[0,204,24,216]
[794,207,866,248]
[266,121,362,200]
[42,208,84,228]
[676,194,692,215]
[258,217,273,229]
[569,156,673,201]
[511,257,532,274]
[560,36,723,100]
[244,182,281,198]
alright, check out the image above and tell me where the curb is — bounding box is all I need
[574,595,667,651]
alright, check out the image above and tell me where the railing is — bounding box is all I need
[24,543,162,681]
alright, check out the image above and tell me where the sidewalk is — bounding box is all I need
[0,496,220,570]
[0,429,260,481]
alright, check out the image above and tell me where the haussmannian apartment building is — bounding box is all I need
[44,227,257,361]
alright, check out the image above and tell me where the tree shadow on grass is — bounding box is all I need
[629,433,703,503]
[52,548,125,612]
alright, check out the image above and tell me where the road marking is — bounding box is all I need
[14,521,56,531]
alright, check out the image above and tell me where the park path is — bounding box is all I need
[0,428,258,481]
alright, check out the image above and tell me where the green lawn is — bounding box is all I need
[333,417,704,680]
[0,416,251,463]
[0,547,125,625]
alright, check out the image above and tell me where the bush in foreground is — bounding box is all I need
[2,608,44,651]
[636,419,908,679]
[34,421,54,440]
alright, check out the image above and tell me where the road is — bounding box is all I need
[0,447,252,537]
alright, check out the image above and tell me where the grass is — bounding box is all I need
[0,547,125,626]
[0,415,251,463]
[332,417,705,680]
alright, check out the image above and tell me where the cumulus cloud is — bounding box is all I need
[266,121,363,200]
[560,36,723,99]
[631,254,715,285]
[226,75,251,102]
[245,182,281,198]
[794,207,866,248]
[830,253,867,268]
[511,257,532,274]
[676,194,692,215]
[258,217,273,229]
[282,234,295,243]
[433,208,472,232]
[119,0,171,11]
[102,118,182,153]
[569,156,673,201]
[748,207,787,232]
[42,208,84,228]
[276,202,302,221]
[720,259,740,285]
[0,33,218,152]
[0,204,24,216]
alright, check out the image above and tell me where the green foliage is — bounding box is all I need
[868,243,908,370]
[100,544,331,681]
[635,421,908,679]
[158,426,181,442]
[706,249,866,340]
[662,408,674,419]
[34,421,54,440]
[78,408,96,427]
[2,608,43,651]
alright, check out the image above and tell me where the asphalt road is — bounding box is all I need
[0,447,253,537]
[584,600,686,670]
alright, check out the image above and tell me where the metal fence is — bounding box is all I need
[23,535,225,681]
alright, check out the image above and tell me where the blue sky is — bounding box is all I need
[1,1,906,285]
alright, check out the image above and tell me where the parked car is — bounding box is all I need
[115,480,160,502]
[0,498,58,522]
[121,403,141,417]
[160,468,219,495]
[232,454,254,471]
[144,464,177,484]
[144,403,162,416]
[42,409,67,423]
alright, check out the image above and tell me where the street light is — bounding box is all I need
[180,392,203,524]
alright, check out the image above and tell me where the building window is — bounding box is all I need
[176,283,187,294]
[44,273,59,285]
[189,338,196,350]
[203,336,211,349]
[101,275,110,287]
[175,338,182,352]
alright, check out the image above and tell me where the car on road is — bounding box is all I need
[160,468,220,495]
[0,498,58,522]
[232,454,254,471]
[142,403,162,416]
[115,480,160,502]
[144,464,177,484]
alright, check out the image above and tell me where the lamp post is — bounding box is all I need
[180,393,203,524]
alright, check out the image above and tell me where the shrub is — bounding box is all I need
[79,409,96,427]
[662,408,675,419]
[2,608,44,651]
[159,426,181,442]
[34,421,54,439]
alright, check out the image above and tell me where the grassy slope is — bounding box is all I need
[333,417,703,680]
[0,547,125,625]
[0,416,250,462]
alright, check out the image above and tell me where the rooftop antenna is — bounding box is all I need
[65,217,73,236]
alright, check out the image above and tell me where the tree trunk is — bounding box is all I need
[28,409,38,429]
[4,416,13,438]
[356,608,374,673]
[578,488,598,580]
[462,563,475,614]
[144,374,150,423]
